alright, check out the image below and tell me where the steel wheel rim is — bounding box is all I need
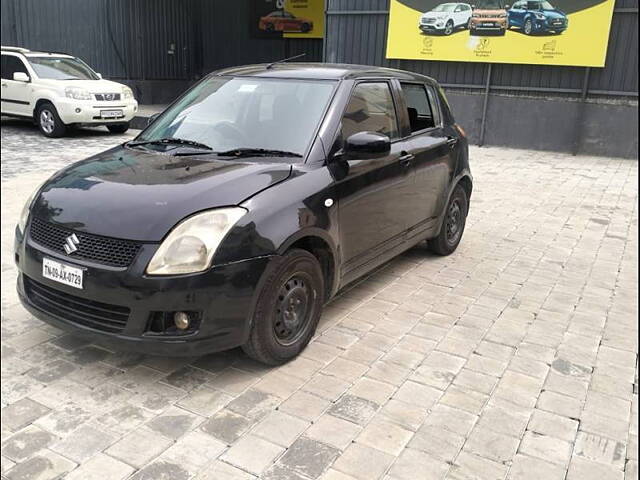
[274,274,313,346]
[445,22,453,35]
[445,199,463,244]
[40,110,55,134]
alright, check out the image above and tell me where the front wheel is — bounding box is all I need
[444,20,454,35]
[428,185,468,256]
[242,249,324,365]
[524,18,533,34]
[107,122,130,134]
[36,102,66,138]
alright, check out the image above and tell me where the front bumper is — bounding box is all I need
[15,225,274,356]
[535,19,567,31]
[55,97,138,125]
[470,18,507,30]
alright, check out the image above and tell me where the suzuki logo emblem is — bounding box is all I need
[104,93,114,101]
[64,234,80,254]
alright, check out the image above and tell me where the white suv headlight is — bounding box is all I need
[18,182,45,235]
[122,87,134,100]
[65,87,92,100]
[146,208,247,275]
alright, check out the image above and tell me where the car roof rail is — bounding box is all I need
[1,46,31,53]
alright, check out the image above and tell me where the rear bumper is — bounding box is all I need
[15,225,274,356]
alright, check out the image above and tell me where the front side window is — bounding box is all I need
[341,82,399,140]
[138,77,336,158]
[401,83,437,133]
[1,55,29,80]
[27,56,99,80]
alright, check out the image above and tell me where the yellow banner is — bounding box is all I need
[386,0,615,67]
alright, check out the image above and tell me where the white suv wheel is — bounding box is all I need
[39,109,55,134]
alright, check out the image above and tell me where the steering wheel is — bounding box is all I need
[210,121,247,147]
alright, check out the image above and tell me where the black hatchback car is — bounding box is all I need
[15,63,472,365]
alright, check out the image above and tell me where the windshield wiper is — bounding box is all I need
[217,148,302,158]
[128,138,213,151]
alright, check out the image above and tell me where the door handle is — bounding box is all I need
[446,136,458,149]
[399,152,414,167]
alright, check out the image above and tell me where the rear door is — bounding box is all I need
[335,81,414,276]
[396,81,457,240]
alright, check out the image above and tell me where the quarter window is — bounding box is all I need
[341,82,399,140]
[1,55,29,80]
[401,83,438,133]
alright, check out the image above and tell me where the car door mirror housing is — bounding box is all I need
[344,131,391,160]
[13,72,29,82]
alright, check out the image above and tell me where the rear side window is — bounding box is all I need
[401,83,439,133]
[1,54,29,80]
[342,82,399,140]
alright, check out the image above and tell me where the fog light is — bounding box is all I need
[75,108,81,113]
[174,311,190,330]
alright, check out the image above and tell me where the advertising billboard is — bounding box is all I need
[252,0,325,39]
[386,0,616,67]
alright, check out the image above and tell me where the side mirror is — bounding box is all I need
[96,73,103,79]
[147,113,160,126]
[344,131,391,160]
[13,72,29,82]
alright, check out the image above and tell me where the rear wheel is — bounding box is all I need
[428,185,468,256]
[301,22,311,33]
[36,102,66,138]
[107,122,130,134]
[242,249,324,365]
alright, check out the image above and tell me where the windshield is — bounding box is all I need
[136,77,336,159]
[477,0,503,8]
[432,4,458,12]
[27,56,99,80]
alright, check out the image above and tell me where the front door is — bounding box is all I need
[398,82,456,240]
[1,54,32,117]
[334,81,413,278]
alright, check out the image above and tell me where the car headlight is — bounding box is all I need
[122,87,134,100]
[146,208,247,275]
[65,87,92,100]
[534,12,546,19]
[18,182,45,235]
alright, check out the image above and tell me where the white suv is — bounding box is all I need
[1,46,138,137]
[419,3,473,35]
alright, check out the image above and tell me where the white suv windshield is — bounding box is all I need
[28,56,99,80]
[432,4,458,12]
[137,76,336,159]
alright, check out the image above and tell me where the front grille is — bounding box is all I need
[474,13,501,18]
[421,18,436,24]
[94,93,121,101]
[24,276,129,333]
[29,217,141,268]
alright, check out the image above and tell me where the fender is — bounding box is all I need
[433,171,473,238]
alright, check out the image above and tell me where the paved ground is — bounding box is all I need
[1,118,638,480]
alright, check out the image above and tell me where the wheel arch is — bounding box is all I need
[278,229,340,303]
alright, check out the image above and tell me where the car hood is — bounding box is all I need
[31,146,293,242]
[541,9,566,18]
[473,9,505,14]
[38,78,127,93]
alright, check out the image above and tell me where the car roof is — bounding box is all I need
[212,62,438,83]
[1,46,74,58]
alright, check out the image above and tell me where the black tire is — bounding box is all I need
[469,27,477,35]
[301,22,311,33]
[107,123,130,134]
[242,249,324,365]
[428,185,468,256]
[266,23,275,32]
[36,102,66,138]
[524,18,533,34]
[444,20,454,35]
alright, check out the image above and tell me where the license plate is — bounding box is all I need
[100,109,123,119]
[42,258,83,289]
[482,23,495,27]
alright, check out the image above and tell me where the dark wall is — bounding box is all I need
[1,0,323,104]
